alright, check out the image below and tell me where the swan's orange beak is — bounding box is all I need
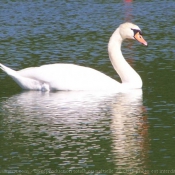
[134,32,148,46]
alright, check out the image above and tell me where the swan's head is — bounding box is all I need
[119,22,147,46]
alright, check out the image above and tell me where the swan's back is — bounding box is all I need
[17,63,120,91]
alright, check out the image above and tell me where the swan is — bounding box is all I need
[0,22,147,92]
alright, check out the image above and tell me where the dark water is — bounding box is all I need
[0,0,175,174]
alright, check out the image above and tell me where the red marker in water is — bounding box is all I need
[124,0,133,2]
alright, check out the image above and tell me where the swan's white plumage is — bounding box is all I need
[19,63,121,91]
[0,22,147,92]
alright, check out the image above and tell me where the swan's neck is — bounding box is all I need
[108,28,142,88]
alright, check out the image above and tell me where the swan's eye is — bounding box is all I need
[139,31,143,35]
[131,28,143,36]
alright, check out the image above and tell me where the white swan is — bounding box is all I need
[0,22,147,92]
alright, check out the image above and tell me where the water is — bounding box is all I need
[0,0,175,174]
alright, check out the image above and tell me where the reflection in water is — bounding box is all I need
[124,0,133,22]
[110,91,149,172]
[123,0,135,68]
[1,90,149,171]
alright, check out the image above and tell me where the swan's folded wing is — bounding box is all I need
[18,63,121,91]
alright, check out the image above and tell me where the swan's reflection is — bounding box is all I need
[1,90,149,171]
[110,91,149,173]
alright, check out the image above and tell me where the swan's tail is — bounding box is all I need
[0,63,47,91]
[0,63,17,76]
